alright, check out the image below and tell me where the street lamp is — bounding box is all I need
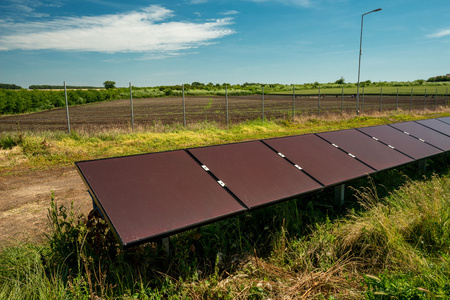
[356,8,382,115]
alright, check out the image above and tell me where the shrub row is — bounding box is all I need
[0,89,119,114]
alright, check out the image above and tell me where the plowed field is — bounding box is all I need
[0,94,447,132]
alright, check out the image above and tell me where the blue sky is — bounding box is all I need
[0,0,449,88]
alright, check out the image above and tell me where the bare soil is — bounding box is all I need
[0,167,92,246]
[1,94,445,132]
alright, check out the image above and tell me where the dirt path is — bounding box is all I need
[0,167,92,246]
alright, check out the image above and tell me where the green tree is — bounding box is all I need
[335,76,345,84]
[103,81,116,89]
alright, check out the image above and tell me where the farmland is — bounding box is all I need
[1,91,449,132]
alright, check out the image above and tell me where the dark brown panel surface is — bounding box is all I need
[358,125,442,159]
[188,141,322,209]
[76,150,245,246]
[263,134,374,186]
[317,129,412,171]
[438,117,450,125]
[390,121,450,151]
[417,119,450,137]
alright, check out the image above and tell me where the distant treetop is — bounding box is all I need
[0,83,23,89]
[103,81,116,89]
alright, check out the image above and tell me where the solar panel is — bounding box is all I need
[389,121,450,151]
[438,117,450,125]
[263,134,375,186]
[358,125,442,160]
[416,119,450,137]
[317,129,412,171]
[76,117,450,248]
[76,150,246,247]
[188,141,323,209]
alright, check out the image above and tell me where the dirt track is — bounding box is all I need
[0,167,92,245]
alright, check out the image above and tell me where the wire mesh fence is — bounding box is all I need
[0,86,448,133]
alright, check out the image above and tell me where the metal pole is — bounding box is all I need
[341,86,344,113]
[356,8,382,115]
[396,87,399,111]
[410,88,413,112]
[182,84,186,127]
[262,86,265,122]
[129,82,134,130]
[434,88,437,110]
[318,87,321,116]
[362,86,365,113]
[226,86,229,129]
[334,184,345,207]
[446,87,448,106]
[424,88,427,111]
[292,85,295,120]
[64,81,70,134]
[379,87,383,112]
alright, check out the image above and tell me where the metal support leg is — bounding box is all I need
[334,184,345,207]
[419,159,427,173]
[162,237,170,255]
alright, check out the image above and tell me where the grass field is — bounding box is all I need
[1,110,450,298]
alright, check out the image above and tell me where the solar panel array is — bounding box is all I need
[76,118,450,247]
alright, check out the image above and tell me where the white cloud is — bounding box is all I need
[427,28,450,39]
[222,10,239,15]
[0,5,235,54]
[246,0,311,7]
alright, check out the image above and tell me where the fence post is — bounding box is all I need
[424,88,427,111]
[396,88,399,111]
[341,86,344,113]
[226,86,229,129]
[183,84,186,127]
[292,85,295,120]
[262,86,265,122]
[379,87,383,112]
[318,87,321,116]
[410,88,413,112]
[64,81,70,134]
[362,86,365,113]
[434,88,437,111]
[129,82,134,131]
[446,88,448,106]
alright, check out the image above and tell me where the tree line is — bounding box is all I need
[0,89,119,114]
[1,79,450,115]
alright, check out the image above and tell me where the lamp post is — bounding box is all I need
[356,8,382,115]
